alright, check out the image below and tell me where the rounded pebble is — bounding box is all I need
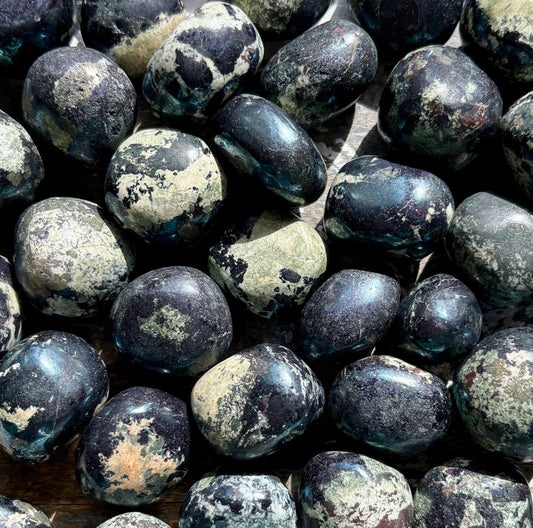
[98,512,170,528]
[0,495,52,527]
[0,257,22,357]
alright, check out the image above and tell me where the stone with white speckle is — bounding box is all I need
[98,512,170,528]
[0,257,22,358]
[0,495,52,528]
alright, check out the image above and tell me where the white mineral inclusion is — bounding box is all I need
[98,512,170,528]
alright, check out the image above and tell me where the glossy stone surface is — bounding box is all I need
[81,0,186,78]
[180,474,298,528]
[143,2,263,122]
[299,269,400,364]
[349,0,463,57]
[0,331,109,463]
[260,20,377,128]
[191,343,324,459]
[98,512,170,528]
[378,45,503,171]
[214,94,327,206]
[445,192,533,307]
[0,257,22,357]
[397,273,482,362]
[299,451,413,528]
[0,110,44,209]
[453,327,533,462]
[324,156,454,258]
[413,459,533,527]
[76,386,190,506]
[105,128,227,246]
[110,266,232,377]
[22,46,137,167]
[14,197,136,317]
[329,355,452,456]
[208,209,327,318]
[0,495,52,527]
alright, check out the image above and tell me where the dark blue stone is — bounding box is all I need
[0,256,22,357]
[110,266,232,377]
[329,354,452,456]
[75,386,190,506]
[215,94,327,206]
[324,156,454,258]
[0,495,52,527]
[0,330,109,463]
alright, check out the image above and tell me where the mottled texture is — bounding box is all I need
[143,2,263,122]
[0,331,109,463]
[76,386,190,506]
[299,269,400,364]
[378,45,503,171]
[22,46,136,167]
[14,197,136,317]
[208,209,327,318]
[105,128,227,246]
[191,343,324,459]
[299,451,413,528]
[0,257,22,357]
[179,474,298,528]
[0,495,52,527]
[324,156,454,258]
[214,94,327,206]
[445,192,533,307]
[98,512,171,528]
[81,0,186,78]
[397,273,482,362]
[110,266,232,377]
[260,19,377,128]
[453,327,533,462]
[329,355,452,456]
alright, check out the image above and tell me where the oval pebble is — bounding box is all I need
[0,256,22,357]
[0,495,52,528]
[98,512,170,528]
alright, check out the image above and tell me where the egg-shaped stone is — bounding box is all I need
[0,495,52,527]
[81,0,187,78]
[191,343,324,459]
[208,209,327,318]
[299,269,400,364]
[14,197,136,318]
[329,355,452,456]
[98,512,171,528]
[397,273,482,362]
[214,94,327,206]
[0,110,44,210]
[413,458,533,528]
[0,330,109,463]
[110,266,232,377]
[378,45,503,171]
[299,451,414,528]
[143,2,263,122]
[105,128,227,247]
[76,386,190,506]
[22,46,137,167]
[0,257,22,357]
[180,474,298,528]
[324,156,454,258]
[453,327,533,462]
[260,20,377,128]
[445,192,533,307]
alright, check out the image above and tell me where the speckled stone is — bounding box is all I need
[191,343,324,459]
[230,0,331,39]
[298,451,414,528]
[324,156,454,258]
[378,45,503,171]
[0,257,22,357]
[13,197,136,318]
[98,512,170,528]
[0,495,52,527]
[22,46,137,167]
[81,0,187,78]
[299,269,400,364]
[0,331,109,463]
[179,474,298,528]
[110,266,232,377]
[142,2,263,122]
[260,20,377,128]
[214,94,327,206]
[501,91,533,201]
[105,128,227,246]
[348,0,463,57]
[208,209,327,318]
[413,458,533,527]
[76,386,190,506]
[453,327,533,462]
[445,192,533,307]
[329,355,452,456]
[397,273,482,362]
[0,110,44,210]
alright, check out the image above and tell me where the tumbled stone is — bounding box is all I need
[0,495,52,527]
[98,512,170,528]
[0,257,22,357]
